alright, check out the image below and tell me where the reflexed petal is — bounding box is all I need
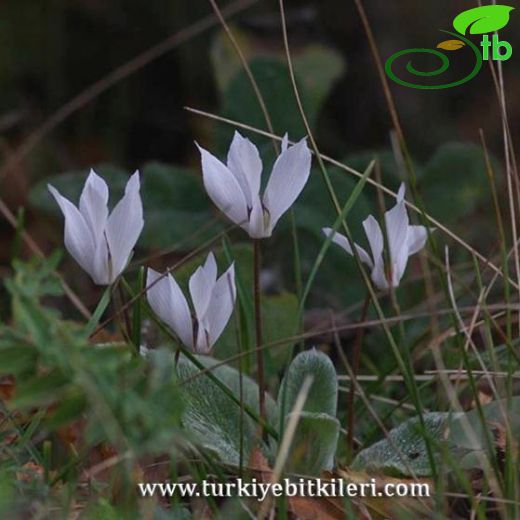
[371,260,389,291]
[407,225,429,256]
[396,183,406,203]
[189,265,213,324]
[146,269,193,348]
[247,196,268,238]
[198,144,248,227]
[322,227,373,269]
[204,263,236,349]
[202,251,218,286]
[105,171,144,282]
[48,185,97,280]
[363,215,389,290]
[263,138,311,233]
[384,198,409,286]
[91,237,110,285]
[79,169,109,239]
[281,133,289,152]
[226,132,262,207]
[362,215,384,270]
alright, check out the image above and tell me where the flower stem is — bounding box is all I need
[346,294,370,462]
[253,239,266,427]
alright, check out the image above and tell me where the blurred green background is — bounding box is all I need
[0,0,517,311]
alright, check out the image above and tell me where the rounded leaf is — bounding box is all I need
[278,349,337,418]
[284,412,340,476]
[352,413,453,477]
[453,5,514,35]
[176,355,278,466]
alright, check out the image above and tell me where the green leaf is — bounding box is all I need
[12,370,70,409]
[343,150,402,188]
[352,412,452,477]
[176,355,278,466]
[278,349,337,418]
[355,402,520,477]
[292,44,345,117]
[0,345,37,375]
[215,50,341,157]
[45,392,87,430]
[217,56,310,153]
[262,293,300,370]
[453,5,514,35]
[290,166,372,240]
[139,162,223,249]
[210,26,254,93]
[449,397,520,449]
[420,142,499,223]
[284,411,340,476]
[274,165,373,307]
[85,285,111,337]
[214,291,299,372]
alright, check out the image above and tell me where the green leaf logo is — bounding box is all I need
[453,5,514,35]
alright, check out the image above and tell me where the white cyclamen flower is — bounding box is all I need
[198,131,312,238]
[323,184,429,290]
[48,170,144,285]
[146,252,236,354]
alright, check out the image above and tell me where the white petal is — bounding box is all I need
[226,132,262,207]
[262,137,312,233]
[189,266,213,324]
[397,183,406,202]
[203,263,236,350]
[371,260,389,291]
[91,237,110,285]
[362,216,384,270]
[194,326,212,355]
[384,198,409,287]
[247,196,268,238]
[322,228,373,269]
[48,185,98,281]
[79,169,109,239]
[407,225,429,256]
[362,215,389,290]
[281,133,289,152]
[202,251,217,285]
[198,144,249,227]
[105,171,144,282]
[146,269,193,348]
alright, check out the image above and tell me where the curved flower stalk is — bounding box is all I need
[146,252,236,354]
[48,170,144,285]
[323,184,430,290]
[197,132,312,238]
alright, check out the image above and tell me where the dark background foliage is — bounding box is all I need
[1,0,518,311]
